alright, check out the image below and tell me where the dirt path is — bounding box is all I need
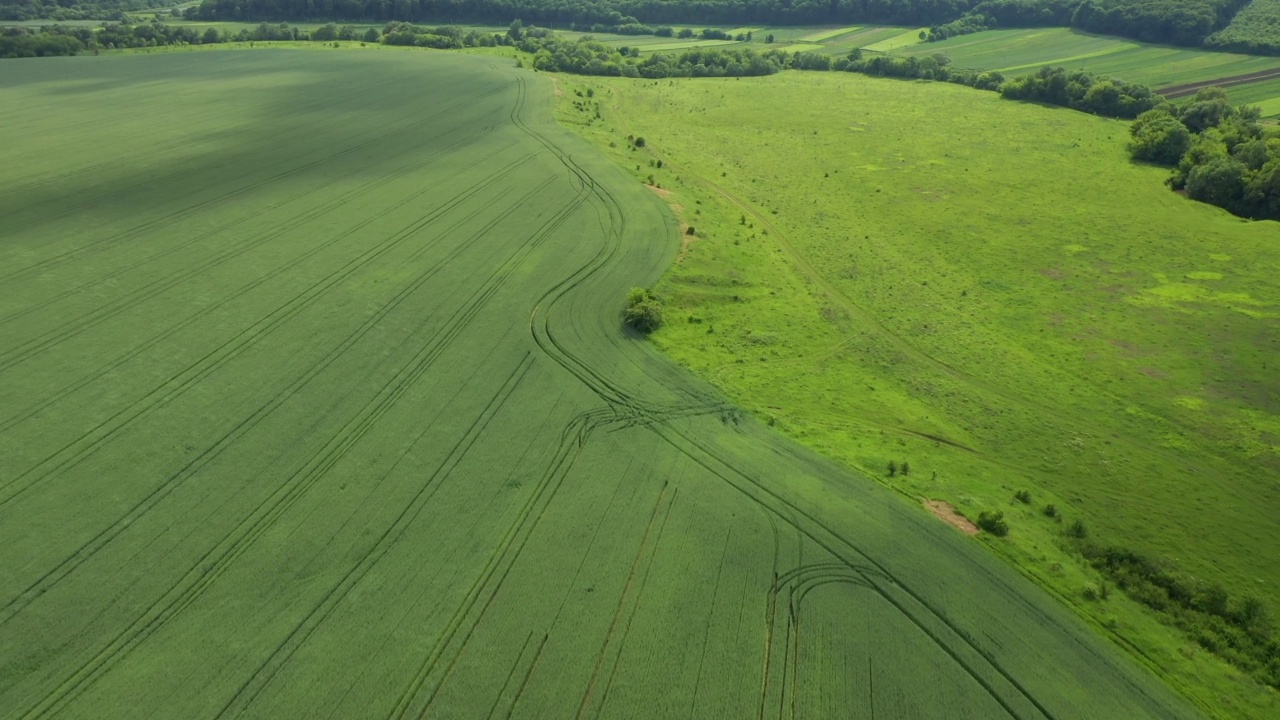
[1159,67,1280,98]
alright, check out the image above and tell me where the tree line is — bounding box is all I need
[0,20,389,56]
[5,0,1267,51]
[925,0,1253,47]
[0,0,170,22]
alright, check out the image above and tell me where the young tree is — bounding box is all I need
[623,288,663,333]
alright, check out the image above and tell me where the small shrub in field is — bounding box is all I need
[901,461,910,476]
[1068,520,1088,539]
[623,287,663,333]
[1043,503,1059,519]
[634,136,646,148]
[1014,489,1032,504]
[887,460,897,477]
[977,510,1008,536]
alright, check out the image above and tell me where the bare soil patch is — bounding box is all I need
[923,499,978,535]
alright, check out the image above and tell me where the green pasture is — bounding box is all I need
[560,70,1280,719]
[0,49,1199,719]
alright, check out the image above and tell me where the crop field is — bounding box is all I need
[560,70,1280,718]
[798,25,861,42]
[902,28,1280,112]
[861,27,928,52]
[0,50,1203,718]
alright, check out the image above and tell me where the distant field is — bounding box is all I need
[0,48,1202,719]
[773,42,824,52]
[563,69,1280,719]
[903,28,1280,113]
[799,25,860,42]
[862,27,927,52]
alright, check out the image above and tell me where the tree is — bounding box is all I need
[201,27,220,44]
[1186,156,1247,214]
[363,27,380,43]
[623,288,663,333]
[312,23,338,41]
[1128,109,1190,165]
[1246,158,1280,220]
[765,33,774,43]
[507,18,523,41]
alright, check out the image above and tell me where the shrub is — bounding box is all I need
[1043,503,1059,519]
[977,510,1008,536]
[1067,519,1088,539]
[623,287,663,333]
[1014,489,1032,504]
[634,136,646,148]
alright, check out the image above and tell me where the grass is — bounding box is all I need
[0,47,1206,718]
[557,69,1280,719]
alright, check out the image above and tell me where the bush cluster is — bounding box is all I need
[1079,542,1279,688]
[999,65,1160,119]
[1128,87,1280,221]
[977,510,1009,536]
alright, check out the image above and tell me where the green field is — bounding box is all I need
[0,49,1204,718]
[799,25,861,42]
[559,70,1280,718]
[862,27,928,52]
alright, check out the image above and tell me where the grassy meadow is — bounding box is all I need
[556,70,1280,718]
[0,49,1202,718]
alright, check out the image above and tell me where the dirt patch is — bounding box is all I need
[549,77,563,97]
[1039,268,1064,280]
[645,184,670,199]
[923,499,978,535]
[1109,338,1144,357]
[1138,366,1169,379]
